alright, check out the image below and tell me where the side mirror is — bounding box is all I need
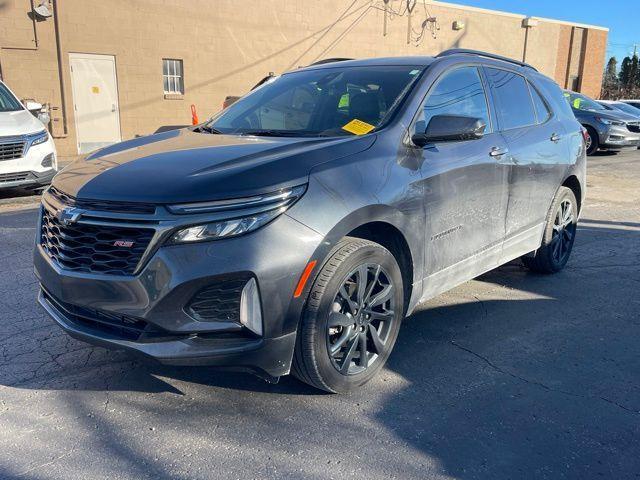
[412,115,486,147]
[37,111,51,126]
[24,100,43,113]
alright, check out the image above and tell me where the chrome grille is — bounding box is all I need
[40,207,155,275]
[49,187,157,215]
[0,137,26,160]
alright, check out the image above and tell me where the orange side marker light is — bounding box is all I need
[293,260,317,298]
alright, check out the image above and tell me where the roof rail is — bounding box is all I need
[307,58,354,66]
[436,49,538,71]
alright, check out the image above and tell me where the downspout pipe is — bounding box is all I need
[52,0,68,137]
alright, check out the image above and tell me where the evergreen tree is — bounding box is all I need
[630,55,640,94]
[619,56,632,88]
[601,56,618,99]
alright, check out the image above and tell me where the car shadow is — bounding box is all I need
[1,217,639,478]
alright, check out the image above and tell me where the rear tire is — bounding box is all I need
[584,126,599,156]
[522,187,578,274]
[292,237,404,393]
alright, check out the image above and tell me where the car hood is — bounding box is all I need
[0,109,46,136]
[574,109,637,123]
[52,128,376,203]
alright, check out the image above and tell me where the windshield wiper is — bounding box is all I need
[240,130,310,137]
[196,124,222,134]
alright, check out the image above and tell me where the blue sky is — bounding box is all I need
[455,0,636,64]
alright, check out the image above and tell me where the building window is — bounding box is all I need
[162,59,184,95]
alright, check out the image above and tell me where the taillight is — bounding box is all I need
[581,127,589,143]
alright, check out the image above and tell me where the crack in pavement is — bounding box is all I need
[449,340,639,416]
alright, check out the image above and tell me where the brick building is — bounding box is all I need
[0,0,608,156]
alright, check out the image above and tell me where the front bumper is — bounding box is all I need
[34,209,323,378]
[38,288,296,378]
[0,168,56,190]
[599,124,640,149]
[0,134,57,189]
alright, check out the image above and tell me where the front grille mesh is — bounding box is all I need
[40,207,154,275]
[185,275,250,322]
[0,141,25,161]
[627,122,640,133]
[0,171,31,183]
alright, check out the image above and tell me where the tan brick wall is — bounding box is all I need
[554,25,573,89]
[0,0,608,156]
[579,29,607,98]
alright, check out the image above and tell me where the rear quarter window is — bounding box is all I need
[534,76,574,120]
[485,67,536,130]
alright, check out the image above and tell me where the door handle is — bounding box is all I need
[550,133,561,143]
[111,104,116,112]
[489,146,509,158]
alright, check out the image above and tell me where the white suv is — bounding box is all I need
[0,80,57,191]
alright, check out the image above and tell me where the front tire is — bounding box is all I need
[292,237,404,393]
[584,126,599,156]
[522,187,578,274]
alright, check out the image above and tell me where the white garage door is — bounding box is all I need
[69,53,121,154]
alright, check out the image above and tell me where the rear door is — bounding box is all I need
[484,67,568,260]
[411,65,509,292]
[69,53,121,154]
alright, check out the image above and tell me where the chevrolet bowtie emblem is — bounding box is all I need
[55,207,83,226]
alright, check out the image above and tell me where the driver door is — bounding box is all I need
[411,66,509,297]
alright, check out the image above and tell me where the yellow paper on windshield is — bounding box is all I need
[342,119,375,135]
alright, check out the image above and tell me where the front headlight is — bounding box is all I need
[167,185,306,244]
[596,117,624,126]
[29,130,49,147]
[169,208,283,244]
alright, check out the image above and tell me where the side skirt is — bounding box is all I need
[416,223,544,306]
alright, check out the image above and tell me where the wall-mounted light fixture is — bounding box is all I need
[452,20,465,31]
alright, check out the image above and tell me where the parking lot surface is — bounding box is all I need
[1,150,639,479]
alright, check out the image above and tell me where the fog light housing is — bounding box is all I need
[240,278,262,336]
[41,153,55,168]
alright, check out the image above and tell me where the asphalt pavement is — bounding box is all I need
[0,150,639,479]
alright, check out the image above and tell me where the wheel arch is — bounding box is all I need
[346,221,414,315]
[286,205,421,330]
[562,174,583,213]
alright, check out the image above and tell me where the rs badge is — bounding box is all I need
[113,240,135,248]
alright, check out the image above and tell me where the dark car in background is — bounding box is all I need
[35,50,586,393]
[564,90,640,155]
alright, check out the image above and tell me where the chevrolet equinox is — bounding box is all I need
[35,50,586,393]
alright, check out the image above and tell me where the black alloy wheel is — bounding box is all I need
[326,263,396,375]
[292,237,404,393]
[522,186,578,274]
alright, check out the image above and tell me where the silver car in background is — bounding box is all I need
[565,90,640,155]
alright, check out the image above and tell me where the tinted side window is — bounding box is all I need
[529,83,551,123]
[486,68,536,130]
[416,66,490,132]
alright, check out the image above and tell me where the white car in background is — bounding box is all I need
[0,80,57,192]
[598,100,640,119]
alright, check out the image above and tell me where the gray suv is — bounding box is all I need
[35,50,586,393]
[564,90,640,155]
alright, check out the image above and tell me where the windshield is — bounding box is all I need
[206,65,424,137]
[564,91,606,112]
[0,82,23,113]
